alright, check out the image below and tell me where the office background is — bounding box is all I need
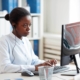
[0,0,80,61]
[0,0,80,34]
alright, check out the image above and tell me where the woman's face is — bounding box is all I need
[15,15,31,38]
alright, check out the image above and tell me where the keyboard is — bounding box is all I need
[53,66,69,74]
[32,66,69,75]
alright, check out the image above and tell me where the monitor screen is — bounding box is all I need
[64,22,80,47]
[60,22,80,73]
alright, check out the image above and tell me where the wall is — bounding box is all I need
[44,0,80,34]
[69,0,80,23]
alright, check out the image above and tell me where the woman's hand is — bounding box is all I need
[47,59,57,66]
[35,59,57,71]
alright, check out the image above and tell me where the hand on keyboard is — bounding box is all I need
[47,59,57,66]
[35,59,57,71]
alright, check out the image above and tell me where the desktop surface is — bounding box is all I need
[0,72,73,80]
[74,73,80,80]
[0,65,76,80]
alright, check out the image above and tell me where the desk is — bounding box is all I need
[0,64,77,80]
[0,73,73,80]
[74,74,80,80]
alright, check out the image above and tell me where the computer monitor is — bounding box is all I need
[61,22,80,73]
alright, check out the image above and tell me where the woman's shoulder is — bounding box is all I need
[0,35,6,41]
[0,34,10,43]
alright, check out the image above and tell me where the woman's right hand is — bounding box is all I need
[35,60,56,71]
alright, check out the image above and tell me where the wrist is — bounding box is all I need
[35,65,38,71]
[35,63,43,71]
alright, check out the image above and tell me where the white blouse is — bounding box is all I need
[0,33,44,73]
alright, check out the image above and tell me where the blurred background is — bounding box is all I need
[0,0,80,62]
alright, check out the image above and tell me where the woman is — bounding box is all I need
[0,7,57,73]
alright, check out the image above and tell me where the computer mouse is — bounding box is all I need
[21,70,34,77]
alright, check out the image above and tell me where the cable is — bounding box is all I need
[12,35,17,63]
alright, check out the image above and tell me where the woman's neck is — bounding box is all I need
[12,30,22,39]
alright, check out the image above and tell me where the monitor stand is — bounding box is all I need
[61,54,80,76]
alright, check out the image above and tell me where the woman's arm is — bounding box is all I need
[0,38,35,73]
